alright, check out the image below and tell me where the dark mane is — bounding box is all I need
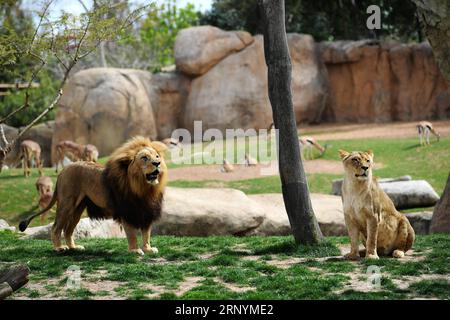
[101,165,163,230]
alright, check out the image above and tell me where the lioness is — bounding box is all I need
[20,136,167,255]
[339,150,415,259]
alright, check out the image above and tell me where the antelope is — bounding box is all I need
[417,121,440,145]
[83,144,99,162]
[21,140,43,177]
[221,159,234,173]
[55,140,99,172]
[162,137,182,149]
[35,176,53,223]
[244,153,258,166]
[299,136,328,160]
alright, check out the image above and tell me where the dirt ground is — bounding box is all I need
[300,120,450,141]
[169,160,344,181]
[168,120,444,182]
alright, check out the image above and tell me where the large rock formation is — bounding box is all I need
[52,68,156,158]
[149,71,190,139]
[51,26,449,154]
[430,173,450,234]
[321,40,450,122]
[182,33,329,135]
[182,36,273,135]
[174,26,254,76]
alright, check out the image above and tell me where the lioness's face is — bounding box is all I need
[339,150,373,181]
[136,147,163,185]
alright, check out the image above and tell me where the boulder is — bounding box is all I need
[52,68,156,159]
[182,34,329,136]
[154,187,265,236]
[321,40,450,122]
[0,219,15,232]
[21,121,54,167]
[405,211,433,235]
[430,173,450,234]
[331,177,438,210]
[331,176,412,196]
[379,180,439,209]
[22,218,125,240]
[149,71,190,139]
[249,193,347,236]
[174,26,254,76]
[288,34,329,124]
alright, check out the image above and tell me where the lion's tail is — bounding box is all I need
[19,186,57,232]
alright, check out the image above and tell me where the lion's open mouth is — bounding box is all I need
[145,170,159,185]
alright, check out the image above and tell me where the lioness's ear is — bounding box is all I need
[366,149,374,159]
[338,149,350,160]
[151,141,168,155]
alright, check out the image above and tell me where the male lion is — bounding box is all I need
[20,136,167,255]
[339,150,415,259]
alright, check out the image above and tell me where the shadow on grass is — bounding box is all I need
[403,143,421,150]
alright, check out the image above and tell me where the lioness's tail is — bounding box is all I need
[405,221,415,252]
[19,187,57,232]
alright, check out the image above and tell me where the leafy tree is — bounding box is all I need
[0,0,58,127]
[140,0,200,71]
[0,0,149,163]
[201,0,420,42]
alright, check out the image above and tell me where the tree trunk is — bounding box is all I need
[258,0,323,245]
[0,263,30,300]
[430,173,450,233]
[412,0,450,85]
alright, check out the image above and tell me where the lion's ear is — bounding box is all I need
[366,149,374,159]
[338,149,350,160]
[151,141,168,155]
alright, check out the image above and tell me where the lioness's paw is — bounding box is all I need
[365,253,379,260]
[129,248,145,256]
[143,246,159,254]
[392,250,405,258]
[344,253,361,260]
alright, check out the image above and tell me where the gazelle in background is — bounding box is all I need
[417,121,440,145]
[221,159,234,173]
[54,140,99,172]
[35,176,53,223]
[299,137,328,160]
[162,137,182,149]
[244,153,258,166]
[20,140,43,177]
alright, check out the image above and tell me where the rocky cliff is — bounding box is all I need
[52,26,450,159]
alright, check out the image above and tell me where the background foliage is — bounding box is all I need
[200,0,421,42]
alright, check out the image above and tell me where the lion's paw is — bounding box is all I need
[130,248,145,256]
[70,245,85,251]
[54,245,69,252]
[143,246,159,254]
[344,252,361,261]
[365,253,379,260]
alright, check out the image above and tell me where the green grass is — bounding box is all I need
[168,137,449,198]
[1,137,447,225]
[1,231,450,300]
